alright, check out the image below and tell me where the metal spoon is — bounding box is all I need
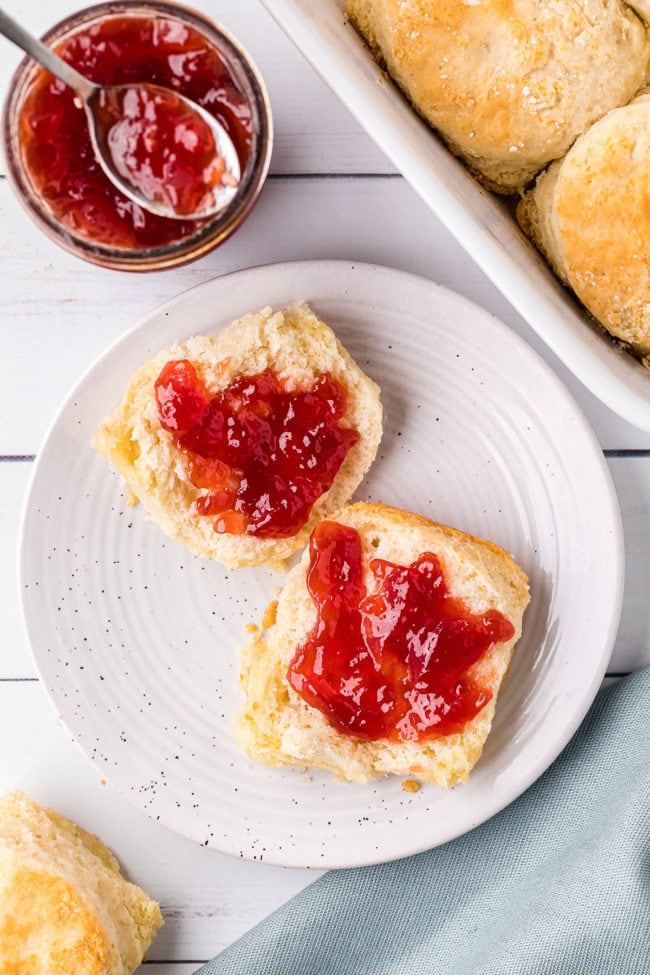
[0,8,241,220]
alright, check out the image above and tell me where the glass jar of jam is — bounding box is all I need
[2,2,272,270]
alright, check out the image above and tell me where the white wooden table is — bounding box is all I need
[1,1,648,970]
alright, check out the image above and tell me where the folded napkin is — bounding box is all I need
[196,669,650,975]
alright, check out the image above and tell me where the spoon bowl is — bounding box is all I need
[0,6,241,220]
[88,82,241,220]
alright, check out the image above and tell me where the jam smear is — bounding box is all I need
[18,15,253,249]
[154,360,359,538]
[287,521,516,742]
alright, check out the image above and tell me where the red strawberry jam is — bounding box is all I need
[287,521,516,742]
[99,84,232,217]
[154,360,359,538]
[17,15,253,249]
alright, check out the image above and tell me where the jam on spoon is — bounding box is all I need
[95,83,240,219]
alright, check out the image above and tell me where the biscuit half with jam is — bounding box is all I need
[237,502,530,786]
[93,302,382,570]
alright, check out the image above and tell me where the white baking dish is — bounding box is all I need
[260,0,650,432]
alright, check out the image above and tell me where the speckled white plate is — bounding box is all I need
[20,261,623,869]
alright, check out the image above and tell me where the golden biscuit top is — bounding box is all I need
[553,95,650,353]
[347,0,649,190]
[0,865,116,975]
[0,792,162,975]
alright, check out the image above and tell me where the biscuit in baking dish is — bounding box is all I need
[0,791,162,975]
[345,0,650,194]
[92,301,382,570]
[518,92,650,361]
[236,502,529,787]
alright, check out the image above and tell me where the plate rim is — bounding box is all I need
[19,259,625,868]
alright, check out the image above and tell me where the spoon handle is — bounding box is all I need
[0,8,96,101]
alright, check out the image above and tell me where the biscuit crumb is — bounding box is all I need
[262,600,278,630]
[125,489,139,508]
[402,779,421,794]
[245,623,259,634]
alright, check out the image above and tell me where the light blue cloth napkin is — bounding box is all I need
[196,669,650,975]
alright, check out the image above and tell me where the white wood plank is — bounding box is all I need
[0,462,30,677]
[1,176,648,453]
[0,0,393,176]
[2,456,648,679]
[608,456,650,673]
[0,681,321,960]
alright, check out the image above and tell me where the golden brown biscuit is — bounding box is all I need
[0,792,162,975]
[518,92,650,360]
[346,0,649,193]
[237,502,530,787]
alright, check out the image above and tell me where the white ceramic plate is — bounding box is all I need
[260,0,650,432]
[21,261,623,868]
